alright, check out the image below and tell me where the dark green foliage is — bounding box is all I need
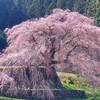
[0,30,7,51]
[73,0,85,14]
[95,0,100,26]
[84,0,100,26]
[46,0,57,14]
[0,0,100,31]
[85,0,97,16]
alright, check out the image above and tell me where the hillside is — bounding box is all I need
[0,0,100,31]
[0,8,100,99]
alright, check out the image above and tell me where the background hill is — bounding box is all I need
[0,0,100,31]
[0,0,100,50]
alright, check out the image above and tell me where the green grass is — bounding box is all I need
[57,72,100,100]
[0,96,27,100]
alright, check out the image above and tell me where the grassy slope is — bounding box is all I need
[57,72,100,100]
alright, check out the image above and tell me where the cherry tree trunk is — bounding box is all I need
[0,66,62,99]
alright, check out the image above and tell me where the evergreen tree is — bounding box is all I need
[0,0,100,31]
[74,0,85,14]
[85,0,96,16]
[95,0,100,26]
[56,0,67,9]
[0,30,7,51]
[46,0,57,14]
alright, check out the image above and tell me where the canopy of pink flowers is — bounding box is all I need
[0,8,100,85]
